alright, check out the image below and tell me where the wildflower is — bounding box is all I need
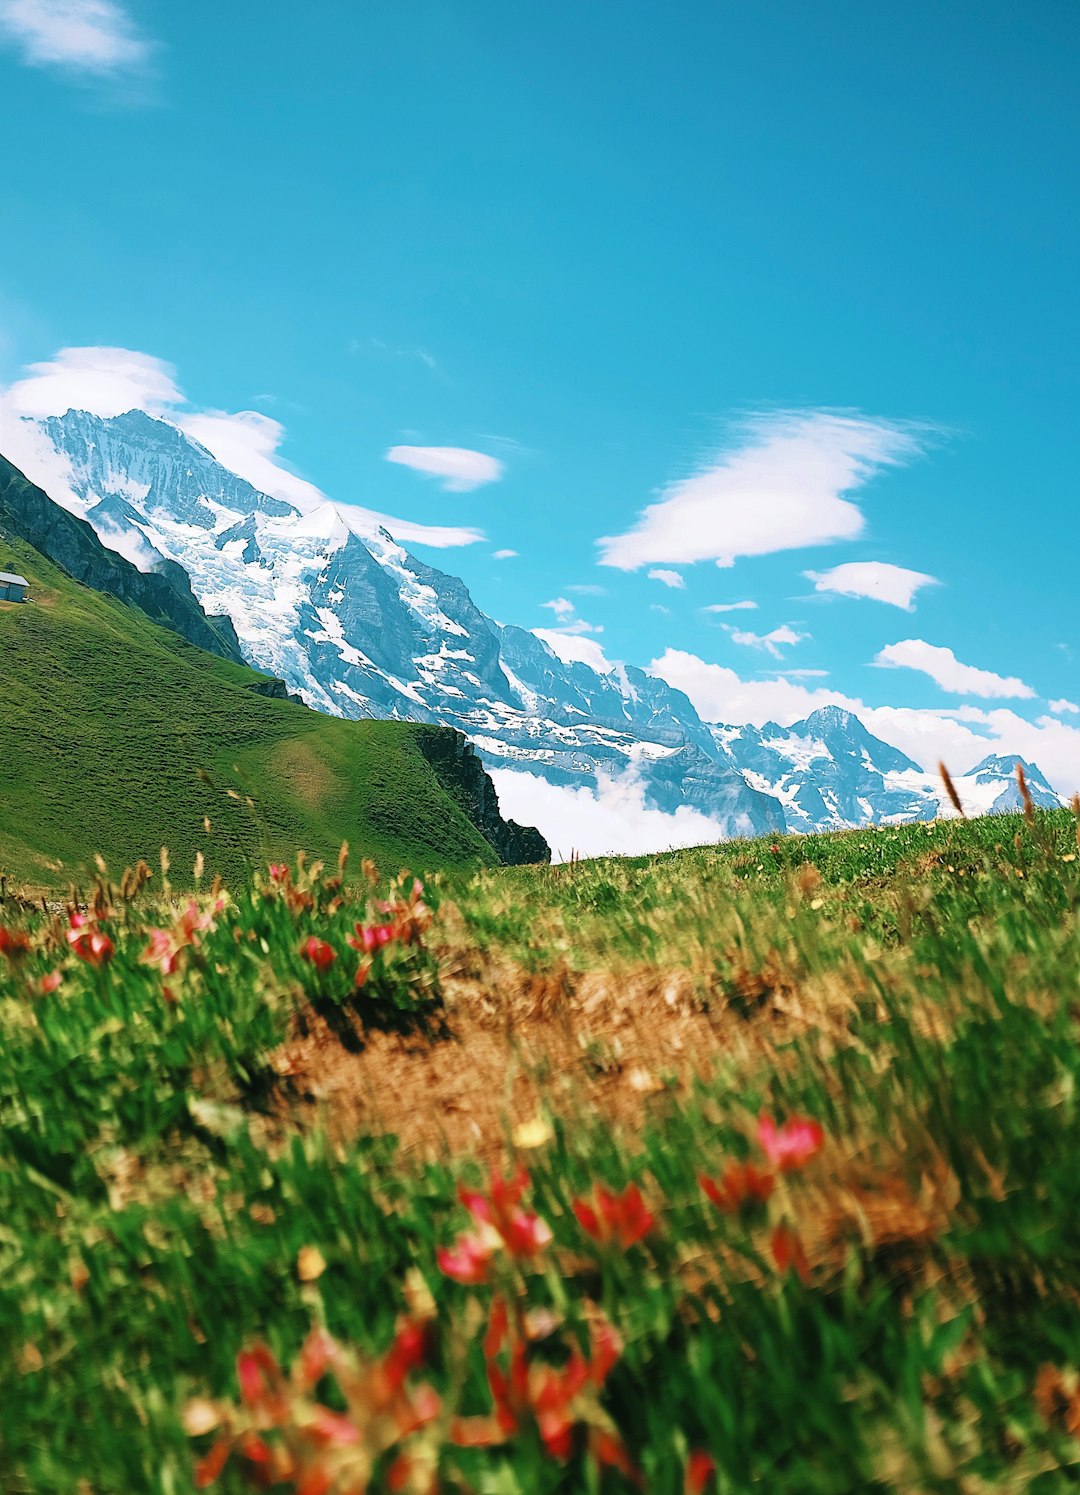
[348,921,398,955]
[188,1322,439,1491]
[436,1230,497,1285]
[458,1167,553,1258]
[686,1450,717,1494]
[438,1168,553,1283]
[66,913,114,967]
[268,863,289,884]
[770,1223,811,1285]
[757,1112,824,1173]
[37,970,63,995]
[142,899,217,978]
[451,1300,633,1476]
[699,1162,775,1213]
[573,1182,655,1249]
[301,936,337,969]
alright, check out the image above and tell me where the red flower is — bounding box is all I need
[572,1182,655,1249]
[451,1299,632,1475]
[699,1162,774,1213]
[37,970,63,995]
[268,863,289,884]
[66,913,114,967]
[757,1112,824,1173]
[770,1223,811,1285]
[301,936,337,969]
[686,1450,716,1494]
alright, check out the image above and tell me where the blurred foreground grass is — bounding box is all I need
[2,808,1080,1492]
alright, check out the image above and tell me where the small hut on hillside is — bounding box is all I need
[0,571,29,603]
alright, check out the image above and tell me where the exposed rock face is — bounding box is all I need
[415,727,551,865]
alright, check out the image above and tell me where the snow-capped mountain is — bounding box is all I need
[8,407,1063,839]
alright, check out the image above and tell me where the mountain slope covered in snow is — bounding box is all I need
[6,407,1063,845]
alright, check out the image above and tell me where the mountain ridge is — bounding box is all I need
[6,408,1063,841]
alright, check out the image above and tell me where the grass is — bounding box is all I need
[0,531,498,887]
[2,806,1080,1492]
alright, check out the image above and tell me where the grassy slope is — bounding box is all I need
[0,531,497,885]
[3,810,1080,1492]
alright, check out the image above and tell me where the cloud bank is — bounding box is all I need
[489,765,733,862]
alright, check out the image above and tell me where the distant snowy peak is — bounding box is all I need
[11,404,1063,845]
[957,755,1061,814]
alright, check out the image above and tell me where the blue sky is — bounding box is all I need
[1,0,1078,785]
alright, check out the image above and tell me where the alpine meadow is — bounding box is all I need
[2,2,1079,1493]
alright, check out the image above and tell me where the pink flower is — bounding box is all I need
[437,1231,496,1285]
[143,927,181,976]
[699,1162,775,1213]
[66,914,114,968]
[348,921,398,956]
[572,1182,655,1249]
[37,970,63,995]
[268,863,289,884]
[757,1112,824,1173]
[301,936,337,969]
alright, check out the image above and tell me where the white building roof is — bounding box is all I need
[0,572,29,587]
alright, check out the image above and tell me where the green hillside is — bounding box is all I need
[0,529,500,887]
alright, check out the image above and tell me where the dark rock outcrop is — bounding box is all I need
[0,453,247,664]
[415,727,551,866]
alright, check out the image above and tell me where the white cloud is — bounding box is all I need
[1049,699,1079,715]
[727,624,807,659]
[488,764,733,862]
[0,345,485,549]
[532,629,613,675]
[599,409,928,570]
[702,600,757,613]
[804,560,939,611]
[385,444,503,492]
[540,596,576,622]
[3,345,182,418]
[647,648,1080,798]
[874,639,1035,699]
[493,548,518,560]
[567,583,607,596]
[647,568,685,589]
[650,648,859,726]
[537,596,603,636]
[0,0,151,75]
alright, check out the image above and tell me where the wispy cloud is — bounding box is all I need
[647,568,684,589]
[539,596,603,636]
[1049,698,1079,715]
[804,560,939,611]
[727,623,807,659]
[0,0,153,78]
[385,444,503,492]
[492,548,518,560]
[599,410,929,570]
[874,639,1035,699]
[702,600,757,614]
